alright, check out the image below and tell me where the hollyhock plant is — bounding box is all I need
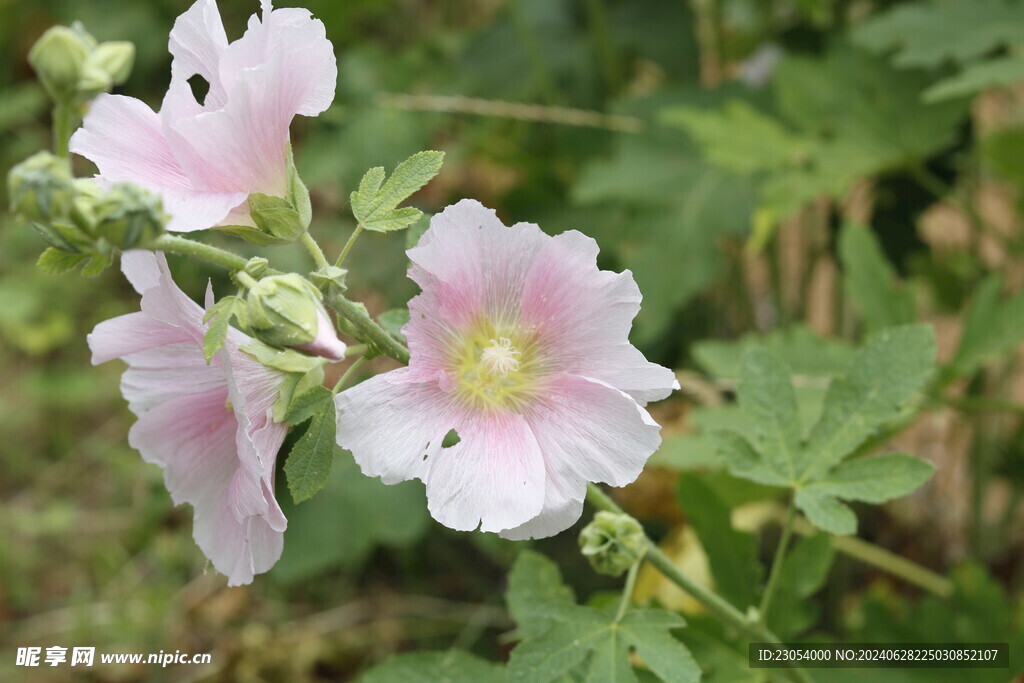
[69,0,336,233]
[88,251,291,585]
[335,200,679,539]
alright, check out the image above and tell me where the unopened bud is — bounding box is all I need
[579,511,648,577]
[8,151,75,222]
[28,25,92,100]
[93,184,167,249]
[88,41,134,86]
[247,274,346,360]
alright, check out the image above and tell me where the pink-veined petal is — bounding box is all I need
[500,469,585,541]
[335,368,457,485]
[218,3,336,117]
[408,199,549,330]
[127,385,281,585]
[88,312,192,366]
[525,374,662,489]
[70,95,192,191]
[423,410,546,533]
[168,0,229,109]
[118,341,227,416]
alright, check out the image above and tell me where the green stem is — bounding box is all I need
[334,225,364,267]
[151,235,283,275]
[234,271,259,289]
[324,287,410,364]
[151,236,410,365]
[613,559,641,623]
[331,356,366,395]
[759,498,795,622]
[344,343,368,358]
[53,101,73,158]
[299,231,329,269]
[790,516,953,597]
[586,484,813,683]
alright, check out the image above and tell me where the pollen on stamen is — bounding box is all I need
[481,337,521,377]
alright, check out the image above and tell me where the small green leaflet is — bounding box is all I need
[360,651,507,683]
[924,56,1024,102]
[839,223,916,333]
[506,551,700,683]
[693,325,856,381]
[664,45,965,228]
[350,150,444,233]
[662,100,808,175]
[284,402,337,504]
[950,276,1024,378]
[713,325,937,534]
[852,0,1024,69]
[202,295,246,363]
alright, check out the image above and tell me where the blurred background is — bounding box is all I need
[1,0,1023,680]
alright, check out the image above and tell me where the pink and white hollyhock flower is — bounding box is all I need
[335,200,679,539]
[88,251,289,585]
[69,0,336,233]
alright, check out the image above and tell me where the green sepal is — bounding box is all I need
[218,223,295,247]
[247,192,306,243]
[273,366,327,424]
[202,295,246,364]
[241,340,327,374]
[31,219,91,253]
[286,142,312,230]
[310,264,348,292]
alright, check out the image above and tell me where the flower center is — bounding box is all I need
[481,337,521,377]
[452,325,539,412]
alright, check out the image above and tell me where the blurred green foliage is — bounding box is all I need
[3,0,1024,680]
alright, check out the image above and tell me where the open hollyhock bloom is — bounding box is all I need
[69,0,336,233]
[335,200,679,539]
[88,252,289,585]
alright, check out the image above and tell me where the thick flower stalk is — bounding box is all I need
[88,252,290,585]
[335,200,678,538]
[69,0,336,232]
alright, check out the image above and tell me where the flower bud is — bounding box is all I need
[93,184,167,249]
[8,151,75,222]
[78,41,135,98]
[247,274,346,360]
[579,511,648,577]
[28,25,92,100]
[88,41,134,86]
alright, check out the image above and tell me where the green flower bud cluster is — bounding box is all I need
[29,23,134,103]
[8,152,168,273]
[579,511,649,577]
[247,274,330,348]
